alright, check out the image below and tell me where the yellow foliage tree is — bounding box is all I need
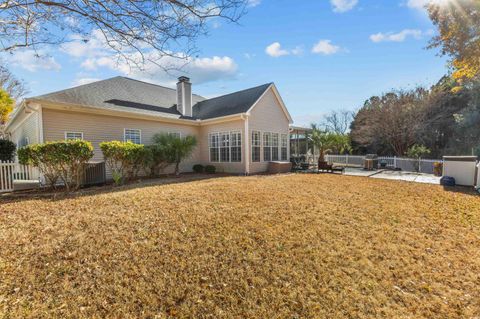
[427,0,480,86]
[0,88,14,125]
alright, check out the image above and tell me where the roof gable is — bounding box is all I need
[192,83,272,120]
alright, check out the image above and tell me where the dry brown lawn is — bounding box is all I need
[1,174,480,318]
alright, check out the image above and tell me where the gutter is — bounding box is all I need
[28,98,246,126]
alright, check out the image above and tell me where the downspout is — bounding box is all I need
[38,104,44,143]
[242,114,250,175]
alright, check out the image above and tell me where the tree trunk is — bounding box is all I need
[175,162,180,176]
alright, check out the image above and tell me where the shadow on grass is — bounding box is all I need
[1,173,235,205]
[442,185,479,196]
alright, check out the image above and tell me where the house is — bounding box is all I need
[5,76,293,177]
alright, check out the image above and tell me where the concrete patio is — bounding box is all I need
[343,167,441,184]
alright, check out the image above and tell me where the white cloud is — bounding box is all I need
[405,0,449,12]
[265,42,290,57]
[370,29,423,42]
[406,0,429,10]
[7,50,61,72]
[61,29,238,85]
[81,53,238,85]
[311,40,341,55]
[60,29,109,58]
[72,77,101,86]
[291,46,304,56]
[244,53,256,59]
[247,0,261,7]
[64,16,79,27]
[330,0,358,12]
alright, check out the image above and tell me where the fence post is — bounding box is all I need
[346,154,349,166]
[418,157,421,173]
[394,156,397,169]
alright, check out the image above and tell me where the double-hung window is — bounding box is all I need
[251,131,261,162]
[124,129,141,144]
[272,133,279,161]
[263,132,272,162]
[220,132,230,162]
[209,133,220,162]
[230,131,242,162]
[281,134,288,161]
[65,132,83,140]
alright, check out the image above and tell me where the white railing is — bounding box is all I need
[0,161,40,193]
[325,155,442,174]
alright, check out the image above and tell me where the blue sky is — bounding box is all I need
[4,0,448,126]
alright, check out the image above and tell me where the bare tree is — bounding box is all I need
[350,88,428,156]
[0,62,27,99]
[323,110,354,134]
[0,0,248,68]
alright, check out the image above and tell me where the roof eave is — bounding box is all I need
[30,98,202,125]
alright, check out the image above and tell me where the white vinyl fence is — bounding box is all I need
[0,161,40,193]
[325,155,442,174]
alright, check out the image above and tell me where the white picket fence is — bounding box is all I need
[325,155,442,174]
[0,161,40,193]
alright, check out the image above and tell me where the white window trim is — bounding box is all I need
[124,128,142,144]
[64,131,84,140]
[208,130,242,163]
[168,131,182,138]
[251,130,262,162]
[254,130,289,163]
[281,133,288,161]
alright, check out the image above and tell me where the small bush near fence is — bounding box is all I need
[18,140,94,191]
[205,165,216,174]
[193,164,204,173]
[0,139,16,161]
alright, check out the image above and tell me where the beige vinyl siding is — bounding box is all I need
[42,108,202,178]
[248,88,290,174]
[198,119,246,174]
[9,109,39,149]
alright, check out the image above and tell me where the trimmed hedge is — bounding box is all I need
[192,164,204,173]
[205,165,216,174]
[17,140,94,190]
[0,139,16,161]
[100,141,148,185]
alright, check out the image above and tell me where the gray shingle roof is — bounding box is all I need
[193,83,272,119]
[32,76,272,120]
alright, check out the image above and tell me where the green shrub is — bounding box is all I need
[0,139,16,161]
[205,165,216,174]
[100,141,146,184]
[18,140,94,190]
[193,164,204,173]
[145,144,170,176]
[151,133,197,176]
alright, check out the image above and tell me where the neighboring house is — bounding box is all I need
[5,76,293,176]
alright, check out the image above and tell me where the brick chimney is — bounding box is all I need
[176,76,192,117]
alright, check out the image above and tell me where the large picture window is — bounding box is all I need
[281,134,288,161]
[263,132,271,162]
[209,131,242,163]
[272,133,279,161]
[251,131,261,162]
[124,129,141,144]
